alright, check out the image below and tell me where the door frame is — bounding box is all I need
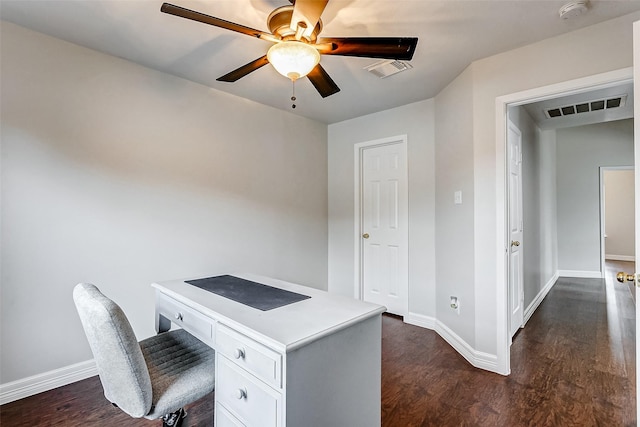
[600,166,636,273]
[495,67,633,375]
[353,135,408,308]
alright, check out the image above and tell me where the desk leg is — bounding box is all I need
[156,313,172,334]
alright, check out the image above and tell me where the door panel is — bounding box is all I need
[508,120,524,338]
[361,141,408,315]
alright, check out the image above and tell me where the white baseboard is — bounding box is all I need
[435,321,499,373]
[404,313,500,374]
[403,313,499,374]
[523,272,558,326]
[404,312,436,330]
[0,359,97,405]
[605,254,635,262]
[558,270,603,279]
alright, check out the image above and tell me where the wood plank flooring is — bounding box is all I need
[382,261,636,426]
[1,262,635,426]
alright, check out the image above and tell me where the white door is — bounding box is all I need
[508,120,524,338]
[359,139,408,315]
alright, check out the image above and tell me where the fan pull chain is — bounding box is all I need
[291,80,297,109]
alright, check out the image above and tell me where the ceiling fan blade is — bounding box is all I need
[161,3,273,40]
[217,56,270,82]
[318,37,418,60]
[290,0,329,40]
[307,63,340,98]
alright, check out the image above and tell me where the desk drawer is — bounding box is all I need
[215,323,282,388]
[216,402,246,427]
[216,356,281,427]
[156,293,213,345]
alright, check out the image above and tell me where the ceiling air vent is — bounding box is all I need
[545,95,627,119]
[364,59,413,79]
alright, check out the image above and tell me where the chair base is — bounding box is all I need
[162,408,186,427]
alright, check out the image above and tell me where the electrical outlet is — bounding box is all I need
[450,296,460,314]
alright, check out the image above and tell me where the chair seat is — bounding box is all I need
[140,329,215,419]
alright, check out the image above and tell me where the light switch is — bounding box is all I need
[454,191,462,205]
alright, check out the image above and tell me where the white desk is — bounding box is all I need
[152,273,386,427]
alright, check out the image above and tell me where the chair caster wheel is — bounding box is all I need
[162,408,186,427]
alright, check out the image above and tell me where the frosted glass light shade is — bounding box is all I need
[267,41,320,81]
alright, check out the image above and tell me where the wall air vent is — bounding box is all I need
[364,59,413,79]
[545,94,627,119]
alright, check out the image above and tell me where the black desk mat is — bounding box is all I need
[186,275,310,311]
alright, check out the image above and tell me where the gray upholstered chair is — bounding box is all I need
[73,283,215,427]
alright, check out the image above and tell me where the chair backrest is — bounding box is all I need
[73,283,152,418]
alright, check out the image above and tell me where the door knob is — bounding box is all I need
[511,240,520,247]
[362,233,370,239]
[616,272,636,283]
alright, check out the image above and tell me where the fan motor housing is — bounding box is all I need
[267,6,322,42]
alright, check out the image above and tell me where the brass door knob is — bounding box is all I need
[511,240,520,247]
[616,272,635,283]
[362,233,370,239]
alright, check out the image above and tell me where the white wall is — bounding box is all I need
[437,11,639,370]
[1,22,328,384]
[327,99,436,321]
[434,68,476,345]
[328,12,640,374]
[604,169,635,260]
[556,120,634,274]
[536,129,560,294]
[4,10,640,390]
[509,107,558,310]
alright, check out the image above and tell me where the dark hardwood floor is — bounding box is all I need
[1,262,635,426]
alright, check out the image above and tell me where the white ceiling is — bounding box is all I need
[2,0,640,124]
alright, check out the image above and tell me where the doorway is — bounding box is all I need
[353,135,409,316]
[496,67,634,376]
[601,167,636,272]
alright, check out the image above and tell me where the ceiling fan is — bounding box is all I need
[161,1,418,99]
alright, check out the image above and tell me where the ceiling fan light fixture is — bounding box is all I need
[267,41,320,81]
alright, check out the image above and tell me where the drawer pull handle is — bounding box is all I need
[235,388,247,400]
[175,312,183,321]
[234,348,246,360]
